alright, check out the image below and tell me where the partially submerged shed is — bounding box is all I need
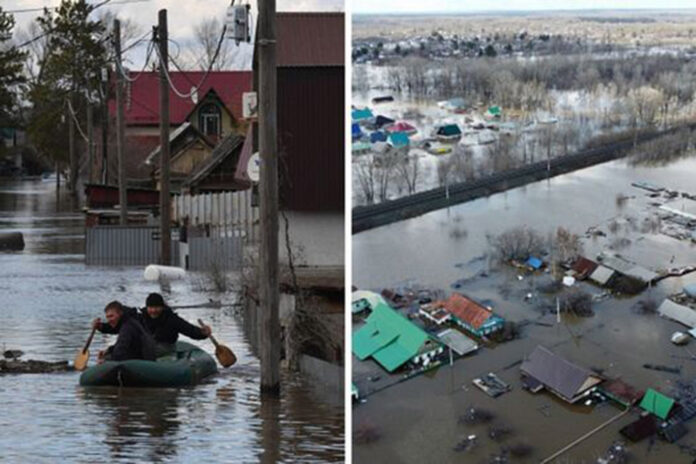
[520,345,603,403]
[571,257,598,280]
[658,299,696,328]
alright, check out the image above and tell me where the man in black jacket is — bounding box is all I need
[94,301,156,363]
[141,293,211,356]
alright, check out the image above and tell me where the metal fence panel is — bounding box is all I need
[187,235,243,271]
[85,226,179,266]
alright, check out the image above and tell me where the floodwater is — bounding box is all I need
[353,156,696,463]
[0,181,344,464]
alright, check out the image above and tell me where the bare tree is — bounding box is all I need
[353,156,376,205]
[488,226,546,263]
[187,17,233,70]
[394,150,420,195]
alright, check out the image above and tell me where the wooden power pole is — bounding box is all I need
[258,0,280,395]
[114,19,128,225]
[87,102,94,184]
[68,98,77,207]
[158,9,171,265]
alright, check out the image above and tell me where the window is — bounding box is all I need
[199,103,221,136]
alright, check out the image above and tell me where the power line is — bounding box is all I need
[6,0,150,15]
[154,25,227,99]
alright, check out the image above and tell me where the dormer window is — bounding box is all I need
[199,103,221,136]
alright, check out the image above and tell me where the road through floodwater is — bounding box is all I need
[0,180,344,464]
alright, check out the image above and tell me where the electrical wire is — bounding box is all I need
[114,39,155,83]
[7,0,150,14]
[153,25,227,99]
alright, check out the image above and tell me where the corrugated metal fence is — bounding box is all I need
[172,190,258,245]
[85,226,179,266]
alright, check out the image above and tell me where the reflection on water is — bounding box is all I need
[0,180,344,463]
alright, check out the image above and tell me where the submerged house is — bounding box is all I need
[520,345,603,403]
[352,107,374,123]
[640,388,676,420]
[434,124,462,142]
[353,300,444,372]
[388,132,410,149]
[658,299,696,328]
[434,293,504,337]
[351,290,385,314]
[571,257,598,281]
[385,121,417,135]
[437,97,467,113]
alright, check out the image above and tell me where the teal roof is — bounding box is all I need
[640,388,675,420]
[388,131,410,147]
[352,301,437,372]
[437,124,462,136]
[487,106,502,116]
[352,108,374,122]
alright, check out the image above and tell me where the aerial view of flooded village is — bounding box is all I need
[352,3,696,463]
[0,1,344,463]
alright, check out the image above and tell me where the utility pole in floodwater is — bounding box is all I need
[258,0,280,395]
[157,9,171,265]
[114,19,128,225]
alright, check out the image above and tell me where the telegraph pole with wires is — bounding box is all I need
[257,0,280,395]
[157,9,171,265]
[114,19,128,225]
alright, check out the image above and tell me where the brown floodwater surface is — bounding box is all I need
[0,180,344,463]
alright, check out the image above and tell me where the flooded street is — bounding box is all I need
[353,157,696,462]
[0,181,344,463]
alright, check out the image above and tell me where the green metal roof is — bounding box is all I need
[640,388,675,420]
[352,301,437,372]
[352,108,374,121]
[437,124,462,136]
[487,106,502,116]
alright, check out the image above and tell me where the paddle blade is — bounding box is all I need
[215,345,237,367]
[74,349,89,371]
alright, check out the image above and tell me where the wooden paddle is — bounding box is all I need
[198,319,236,367]
[74,327,97,371]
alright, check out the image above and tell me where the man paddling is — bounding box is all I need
[94,301,156,363]
[139,293,211,356]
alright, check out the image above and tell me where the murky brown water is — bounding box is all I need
[0,180,344,463]
[353,157,696,463]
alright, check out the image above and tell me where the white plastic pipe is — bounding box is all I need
[144,264,186,281]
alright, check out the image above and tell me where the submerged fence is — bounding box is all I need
[172,190,258,245]
[86,190,255,268]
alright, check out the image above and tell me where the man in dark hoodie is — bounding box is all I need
[94,301,156,363]
[140,293,211,356]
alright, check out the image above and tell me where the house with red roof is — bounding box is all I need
[434,293,505,337]
[101,70,251,184]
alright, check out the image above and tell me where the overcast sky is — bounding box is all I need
[353,0,696,13]
[7,0,343,70]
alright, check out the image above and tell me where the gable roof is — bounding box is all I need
[276,13,344,67]
[436,124,462,136]
[658,299,696,328]
[352,300,436,372]
[388,132,410,147]
[589,265,615,285]
[183,133,246,190]
[436,293,494,330]
[572,257,598,278]
[183,88,234,123]
[640,388,675,420]
[520,345,602,402]
[145,122,213,167]
[115,71,252,126]
[352,108,373,122]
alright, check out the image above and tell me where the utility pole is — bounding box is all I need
[68,99,77,207]
[158,9,171,265]
[87,102,94,184]
[101,67,109,184]
[114,19,128,225]
[258,0,280,395]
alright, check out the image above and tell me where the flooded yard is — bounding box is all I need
[0,180,344,463]
[353,156,696,462]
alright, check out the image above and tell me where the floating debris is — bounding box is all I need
[0,359,72,374]
[473,373,511,398]
[643,364,681,374]
[459,406,495,425]
[453,434,478,453]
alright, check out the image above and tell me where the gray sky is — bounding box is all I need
[353,0,696,13]
[8,0,343,70]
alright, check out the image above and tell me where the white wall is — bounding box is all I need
[279,211,344,267]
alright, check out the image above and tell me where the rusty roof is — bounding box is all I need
[276,13,344,67]
[572,257,599,277]
[437,293,493,330]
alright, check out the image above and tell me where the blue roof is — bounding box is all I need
[352,122,363,137]
[526,257,543,269]
[370,131,387,143]
[352,108,374,122]
[388,131,410,147]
